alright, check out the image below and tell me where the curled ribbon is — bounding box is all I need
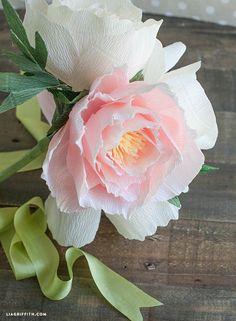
[0,197,161,321]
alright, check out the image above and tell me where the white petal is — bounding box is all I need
[37,90,56,124]
[68,15,161,90]
[24,2,81,90]
[162,62,218,150]
[45,195,101,248]
[25,1,161,90]
[52,0,142,21]
[25,0,47,13]
[144,39,165,84]
[106,201,179,240]
[164,42,186,72]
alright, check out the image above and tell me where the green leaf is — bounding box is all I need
[10,30,36,62]
[201,164,219,173]
[2,0,50,72]
[0,73,59,93]
[2,0,31,53]
[34,32,48,69]
[70,89,89,104]
[48,89,89,136]
[0,88,46,114]
[130,70,144,82]
[0,71,60,113]
[1,51,42,73]
[168,196,181,209]
[31,72,60,86]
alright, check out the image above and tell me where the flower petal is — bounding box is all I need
[155,135,205,201]
[25,1,161,90]
[52,0,142,21]
[37,90,56,124]
[164,42,186,72]
[42,124,81,213]
[57,11,161,90]
[45,195,101,247]
[80,183,139,218]
[106,201,179,240]
[24,1,81,89]
[144,39,165,84]
[162,62,218,149]
[25,0,47,13]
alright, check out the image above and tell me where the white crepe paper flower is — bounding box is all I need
[23,0,162,91]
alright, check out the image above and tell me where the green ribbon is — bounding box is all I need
[0,198,162,320]
[0,96,162,319]
[0,97,49,173]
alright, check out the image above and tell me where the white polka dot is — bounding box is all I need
[151,0,160,7]
[221,0,230,3]
[206,6,215,15]
[165,11,173,17]
[178,2,187,10]
[219,20,227,25]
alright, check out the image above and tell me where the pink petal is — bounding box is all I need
[89,66,129,97]
[37,90,56,124]
[42,124,80,213]
[79,184,137,217]
[154,136,205,201]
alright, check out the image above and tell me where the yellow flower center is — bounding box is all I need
[110,130,147,166]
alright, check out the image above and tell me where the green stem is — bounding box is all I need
[200,164,219,173]
[0,136,51,184]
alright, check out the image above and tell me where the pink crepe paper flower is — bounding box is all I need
[42,61,217,247]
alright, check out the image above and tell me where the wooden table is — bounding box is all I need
[0,11,236,321]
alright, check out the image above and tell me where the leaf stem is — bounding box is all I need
[0,136,51,183]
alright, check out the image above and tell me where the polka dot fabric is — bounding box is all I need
[1,0,236,26]
[134,0,236,26]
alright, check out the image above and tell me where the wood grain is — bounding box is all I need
[1,270,236,321]
[0,10,236,321]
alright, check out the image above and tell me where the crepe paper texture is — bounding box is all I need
[0,198,162,321]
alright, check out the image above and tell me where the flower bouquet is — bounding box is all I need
[0,0,218,320]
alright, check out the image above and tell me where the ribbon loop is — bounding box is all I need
[0,198,161,321]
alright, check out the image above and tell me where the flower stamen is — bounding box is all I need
[109,130,147,166]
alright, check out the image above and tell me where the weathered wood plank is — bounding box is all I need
[144,14,236,71]
[85,218,236,289]
[205,112,236,165]
[1,218,236,289]
[181,163,236,222]
[1,270,236,321]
